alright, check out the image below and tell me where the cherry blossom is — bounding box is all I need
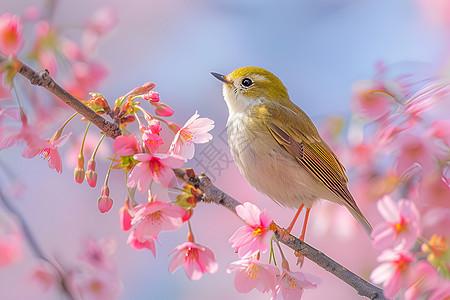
[142,128,163,153]
[272,269,317,300]
[226,258,279,294]
[229,202,273,258]
[78,237,116,271]
[128,153,185,191]
[0,213,23,268]
[169,111,214,160]
[168,241,218,280]
[127,230,156,257]
[370,246,415,298]
[22,133,71,174]
[371,195,421,250]
[131,200,186,243]
[0,13,23,55]
[404,260,439,300]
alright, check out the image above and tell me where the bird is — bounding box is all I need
[211,66,372,246]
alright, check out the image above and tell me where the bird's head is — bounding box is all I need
[211,66,290,114]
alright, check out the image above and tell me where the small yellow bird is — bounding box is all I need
[211,67,372,242]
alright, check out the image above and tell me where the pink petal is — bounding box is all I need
[155,153,185,168]
[370,262,394,284]
[168,248,186,274]
[383,270,403,298]
[371,224,395,249]
[236,202,261,226]
[185,255,204,280]
[133,153,152,162]
[377,196,400,223]
[127,162,151,192]
[234,266,258,293]
[153,166,176,188]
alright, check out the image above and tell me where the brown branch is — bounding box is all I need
[2,53,386,299]
[174,168,386,300]
[0,54,121,139]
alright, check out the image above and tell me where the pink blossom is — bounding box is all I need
[30,262,57,292]
[74,271,121,300]
[0,214,23,268]
[428,280,450,300]
[226,258,279,294]
[113,134,142,156]
[82,7,118,54]
[127,230,156,257]
[0,120,40,152]
[119,199,133,231]
[38,49,58,76]
[427,120,450,147]
[142,129,163,153]
[229,202,273,258]
[23,7,41,22]
[22,133,70,174]
[0,107,18,140]
[350,79,399,120]
[395,133,438,174]
[168,241,218,280]
[131,200,186,242]
[370,247,415,298]
[0,13,23,55]
[371,196,421,250]
[128,153,185,190]
[404,261,439,300]
[169,111,214,160]
[78,237,116,271]
[97,186,113,213]
[272,269,317,300]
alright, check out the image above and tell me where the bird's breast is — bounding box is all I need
[226,113,324,209]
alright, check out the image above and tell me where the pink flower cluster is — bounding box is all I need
[31,237,122,299]
[348,64,450,300]
[226,202,317,298]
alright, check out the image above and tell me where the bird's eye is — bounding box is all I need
[241,78,253,87]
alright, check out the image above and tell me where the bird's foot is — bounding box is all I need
[294,251,305,267]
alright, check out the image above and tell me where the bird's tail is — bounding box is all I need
[346,204,373,237]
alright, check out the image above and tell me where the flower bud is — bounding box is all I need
[97,185,113,213]
[85,159,97,187]
[143,91,159,102]
[154,103,174,117]
[74,154,85,184]
[87,93,110,114]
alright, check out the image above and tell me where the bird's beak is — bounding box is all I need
[210,72,232,85]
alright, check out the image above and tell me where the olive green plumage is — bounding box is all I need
[212,66,372,236]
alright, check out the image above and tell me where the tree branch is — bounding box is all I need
[0,54,121,139]
[1,53,386,299]
[174,168,386,300]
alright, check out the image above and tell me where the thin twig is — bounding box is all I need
[0,53,386,299]
[0,188,76,300]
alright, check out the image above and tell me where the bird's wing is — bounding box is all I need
[263,103,357,210]
[258,103,372,235]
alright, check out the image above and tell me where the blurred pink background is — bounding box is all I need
[1,0,449,299]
